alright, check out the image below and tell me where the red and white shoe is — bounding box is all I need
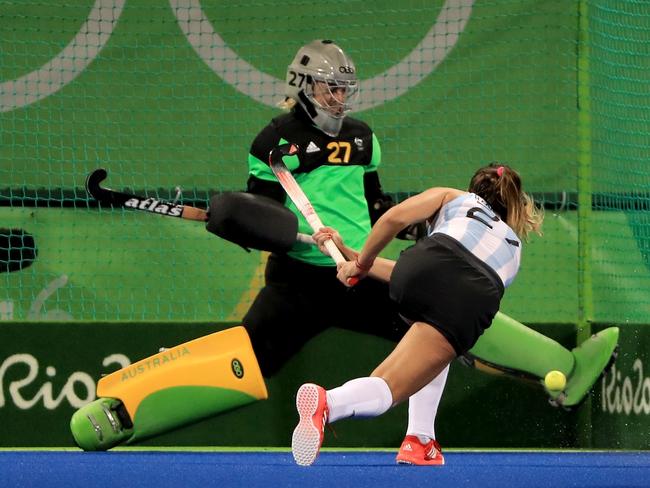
[291,383,329,466]
[396,435,445,466]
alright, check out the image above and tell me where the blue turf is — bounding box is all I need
[3,451,649,488]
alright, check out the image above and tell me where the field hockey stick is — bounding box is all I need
[268,143,358,285]
[85,168,314,245]
[86,168,207,221]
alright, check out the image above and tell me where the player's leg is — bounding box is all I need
[405,366,448,441]
[395,365,449,466]
[70,326,267,451]
[339,279,449,463]
[292,322,455,466]
[465,312,619,407]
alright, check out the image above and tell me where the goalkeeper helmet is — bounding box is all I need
[285,40,359,137]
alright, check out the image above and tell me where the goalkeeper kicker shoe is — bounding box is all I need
[292,383,329,466]
[396,435,445,466]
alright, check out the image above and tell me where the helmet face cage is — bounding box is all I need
[285,40,359,136]
[305,76,359,117]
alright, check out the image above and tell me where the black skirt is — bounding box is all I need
[389,233,505,356]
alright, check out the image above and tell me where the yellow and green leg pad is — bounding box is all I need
[70,326,267,451]
[462,313,619,408]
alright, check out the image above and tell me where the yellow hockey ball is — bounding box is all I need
[544,370,566,391]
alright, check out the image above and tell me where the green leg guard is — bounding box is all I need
[70,326,267,451]
[462,312,619,408]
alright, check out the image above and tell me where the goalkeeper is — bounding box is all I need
[238,40,447,465]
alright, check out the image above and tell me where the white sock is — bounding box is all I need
[405,364,449,441]
[326,377,393,423]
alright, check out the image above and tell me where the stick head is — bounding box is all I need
[85,168,110,201]
[269,143,299,168]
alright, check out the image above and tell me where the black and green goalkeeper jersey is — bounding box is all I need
[247,107,384,266]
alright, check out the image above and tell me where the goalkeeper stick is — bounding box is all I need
[269,143,358,284]
[85,168,313,245]
[86,168,207,221]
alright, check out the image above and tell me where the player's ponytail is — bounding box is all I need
[469,163,543,240]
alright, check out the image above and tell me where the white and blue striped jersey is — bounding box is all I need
[428,192,521,287]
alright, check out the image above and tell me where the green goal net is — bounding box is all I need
[1,0,649,325]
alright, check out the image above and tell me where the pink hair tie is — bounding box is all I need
[496,166,505,177]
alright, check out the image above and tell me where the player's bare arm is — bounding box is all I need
[351,188,465,277]
[313,227,395,283]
